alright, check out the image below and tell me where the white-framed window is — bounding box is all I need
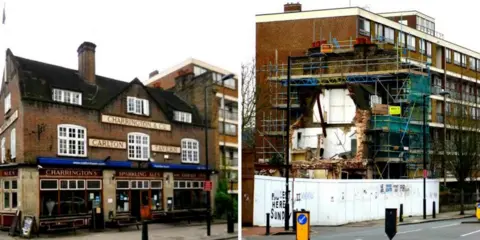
[10,128,15,159]
[426,42,432,57]
[127,97,150,116]
[2,179,17,210]
[4,93,11,113]
[127,132,150,161]
[454,52,461,65]
[59,179,85,190]
[57,124,87,157]
[174,180,204,189]
[86,180,102,189]
[398,32,405,47]
[407,35,416,51]
[52,89,82,105]
[40,179,58,190]
[419,39,425,54]
[193,66,207,76]
[1,137,5,163]
[470,57,476,70]
[116,180,130,190]
[151,180,163,189]
[375,23,384,41]
[477,59,480,71]
[181,138,199,164]
[385,27,394,44]
[173,111,192,123]
[446,48,452,63]
[461,54,467,67]
[130,180,150,189]
[219,123,237,136]
[359,18,370,36]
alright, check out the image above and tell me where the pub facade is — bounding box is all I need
[0,42,218,229]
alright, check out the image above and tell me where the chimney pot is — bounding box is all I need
[284,2,302,13]
[77,41,96,84]
[149,70,159,79]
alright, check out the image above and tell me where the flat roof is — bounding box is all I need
[378,10,435,22]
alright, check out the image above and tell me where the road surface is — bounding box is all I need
[245,217,480,240]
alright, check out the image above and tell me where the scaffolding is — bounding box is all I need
[256,39,432,179]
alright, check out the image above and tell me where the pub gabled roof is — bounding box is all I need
[8,49,203,125]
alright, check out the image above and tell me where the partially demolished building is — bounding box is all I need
[254,4,480,180]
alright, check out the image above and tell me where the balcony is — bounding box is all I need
[219,109,238,121]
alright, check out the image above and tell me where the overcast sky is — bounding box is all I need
[1,0,479,82]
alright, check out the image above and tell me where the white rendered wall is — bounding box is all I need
[253,176,440,227]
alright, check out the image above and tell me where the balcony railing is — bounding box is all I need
[219,109,238,121]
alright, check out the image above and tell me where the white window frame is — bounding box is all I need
[359,18,370,36]
[52,89,82,105]
[116,180,130,190]
[385,27,394,44]
[181,138,200,164]
[446,49,452,63]
[173,111,192,123]
[59,179,86,190]
[151,180,163,189]
[419,39,425,54]
[477,59,480,71]
[1,137,5,163]
[40,179,58,191]
[57,124,87,157]
[454,52,461,65]
[461,54,467,67]
[174,180,203,189]
[426,42,432,57]
[127,132,150,161]
[407,35,416,51]
[86,180,102,190]
[470,57,476,70]
[4,93,11,114]
[130,180,149,189]
[398,32,405,47]
[10,128,15,159]
[2,179,17,210]
[126,97,149,116]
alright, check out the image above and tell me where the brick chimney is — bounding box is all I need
[77,42,96,84]
[284,2,302,13]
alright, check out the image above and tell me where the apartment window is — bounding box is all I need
[10,128,15,160]
[398,32,406,47]
[419,39,425,54]
[454,52,461,65]
[446,49,452,63]
[219,123,237,136]
[470,57,476,70]
[4,93,11,113]
[461,54,467,67]
[477,59,480,71]
[181,139,199,164]
[359,18,370,36]
[407,35,416,51]
[127,97,149,116]
[375,24,384,41]
[193,66,207,76]
[2,180,17,210]
[214,73,235,89]
[57,124,87,157]
[173,111,192,123]
[127,133,150,161]
[1,138,4,163]
[384,27,394,44]
[426,42,432,57]
[52,89,82,105]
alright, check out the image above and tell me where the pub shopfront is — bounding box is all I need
[0,169,18,228]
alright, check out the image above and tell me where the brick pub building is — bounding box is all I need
[0,42,218,230]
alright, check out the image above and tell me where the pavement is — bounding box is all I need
[243,210,478,239]
[0,222,238,240]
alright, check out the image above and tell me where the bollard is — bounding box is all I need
[266,213,270,235]
[433,201,436,219]
[227,211,234,233]
[399,204,403,222]
[141,220,148,240]
[292,210,296,232]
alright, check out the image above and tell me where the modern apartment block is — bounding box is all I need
[145,58,239,194]
[253,3,480,180]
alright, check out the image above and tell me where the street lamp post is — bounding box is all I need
[439,90,450,187]
[204,73,235,236]
[423,94,428,220]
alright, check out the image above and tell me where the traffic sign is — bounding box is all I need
[297,214,307,225]
[295,211,310,240]
[203,181,212,191]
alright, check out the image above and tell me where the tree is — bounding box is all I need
[444,104,480,214]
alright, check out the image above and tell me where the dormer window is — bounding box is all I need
[52,89,82,105]
[174,111,192,123]
[4,93,11,113]
[127,97,149,116]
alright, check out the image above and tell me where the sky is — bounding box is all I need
[1,0,479,82]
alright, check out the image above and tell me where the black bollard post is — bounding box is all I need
[399,204,403,222]
[142,220,148,240]
[266,213,270,235]
[227,211,234,233]
[432,201,436,219]
[292,210,296,232]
